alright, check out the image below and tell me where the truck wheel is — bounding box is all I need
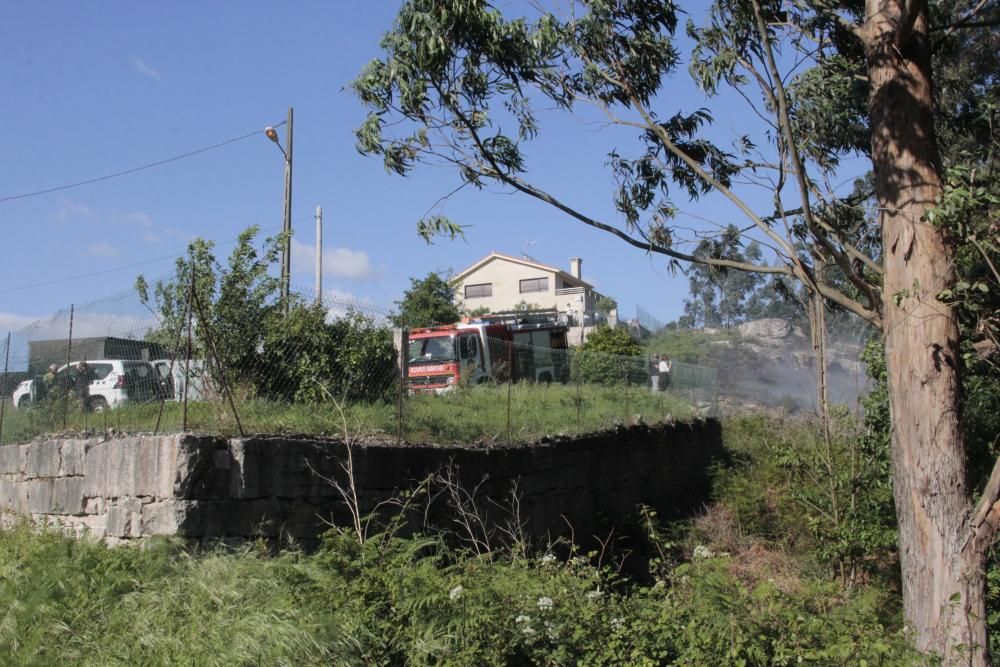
[88,397,109,413]
[17,396,30,410]
[538,372,553,385]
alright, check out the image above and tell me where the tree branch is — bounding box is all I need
[931,0,997,34]
[895,0,925,47]
[430,79,793,277]
[966,454,1000,556]
[751,0,883,316]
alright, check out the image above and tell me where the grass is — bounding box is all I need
[0,382,699,445]
[645,327,739,365]
[0,483,918,666]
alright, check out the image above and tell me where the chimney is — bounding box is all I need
[570,257,582,280]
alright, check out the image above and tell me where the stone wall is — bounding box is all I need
[0,421,722,547]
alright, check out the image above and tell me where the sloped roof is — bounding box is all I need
[452,252,593,289]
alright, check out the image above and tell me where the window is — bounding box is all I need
[464,283,492,298]
[519,277,549,293]
[90,364,113,381]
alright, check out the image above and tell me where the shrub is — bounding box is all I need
[575,326,647,385]
[258,304,396,403]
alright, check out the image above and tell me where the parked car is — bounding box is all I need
[12,360,161,412]
[151,359,209,402]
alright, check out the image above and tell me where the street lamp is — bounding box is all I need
[265,107,293,313]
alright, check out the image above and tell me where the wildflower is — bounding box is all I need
[545,621,559,641]
[522,625,536,636]
[610,616,625,631]
[515,614,532,624]
[586,589,603,601]
[449,585,464,601]
[541,553,557,565]
[537,596,554,611]
[693,545,715,560]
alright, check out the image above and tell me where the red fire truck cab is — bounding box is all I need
[407,310,570,393]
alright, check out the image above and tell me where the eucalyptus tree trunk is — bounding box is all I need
[865,1,988,663]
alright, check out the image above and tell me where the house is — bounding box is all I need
[452,252,616,341]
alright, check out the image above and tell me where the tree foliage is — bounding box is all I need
[137,226,395,403]
[136,225,282,380]
[574,325,646,385]
[355,0,999,660]
[393,272,460,328]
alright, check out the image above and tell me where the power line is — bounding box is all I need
[0,221,310,295]
[0,120,286,204]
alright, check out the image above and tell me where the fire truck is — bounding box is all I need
[407,310,571,392]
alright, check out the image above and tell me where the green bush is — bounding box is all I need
[575,326,648,385]
[258,304,396,403]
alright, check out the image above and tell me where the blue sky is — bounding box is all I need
[0,1,867,338]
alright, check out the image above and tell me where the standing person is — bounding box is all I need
[31,364,59,405]
[658,355,672,390]
[650,354,661,391]
[75,361,95,408]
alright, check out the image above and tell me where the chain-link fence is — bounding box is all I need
[0,287,718,446]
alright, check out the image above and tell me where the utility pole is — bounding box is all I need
[315,205,323,306]
[280,107,294,313]
[265,109,294,314]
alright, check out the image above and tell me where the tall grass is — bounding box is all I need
[0,520,917,666]
[0,414,926,665]
[1,383,696,444]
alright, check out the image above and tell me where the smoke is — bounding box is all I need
[713,320,872,415]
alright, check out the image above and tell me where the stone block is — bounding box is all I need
[83,496,104,515]
[59,514,107,540]
[141,500,185,535]
[25,478,53,514]
[105,497,143,538]
[175,434,227,500]
[0,479,20,513]
[51,477,85,515]
[59,440,87,476]
[86,435,188,499]
[83,440,128,497]
[220,497,284,537]
[0,444,24,476]
[230,438,340,500]
[25,440,60,478]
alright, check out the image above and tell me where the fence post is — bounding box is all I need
[182,267,196,432]
[507,340,513,446]
[623,355,629,425]
[0,332,10,445]
[63,304,74,430]
[393,328,408,444]
[575,352,582,425]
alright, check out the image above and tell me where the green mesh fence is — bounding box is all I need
[0,288,719,446]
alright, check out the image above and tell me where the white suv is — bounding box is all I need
[12,360,161,412]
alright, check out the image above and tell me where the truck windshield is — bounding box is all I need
[409,336,457,364]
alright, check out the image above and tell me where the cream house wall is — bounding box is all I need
[454,257,563,313]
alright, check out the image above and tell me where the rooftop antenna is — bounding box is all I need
[521,240,538,263]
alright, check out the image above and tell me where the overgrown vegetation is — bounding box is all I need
[0,416,923,666]
[135,226,397,405]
